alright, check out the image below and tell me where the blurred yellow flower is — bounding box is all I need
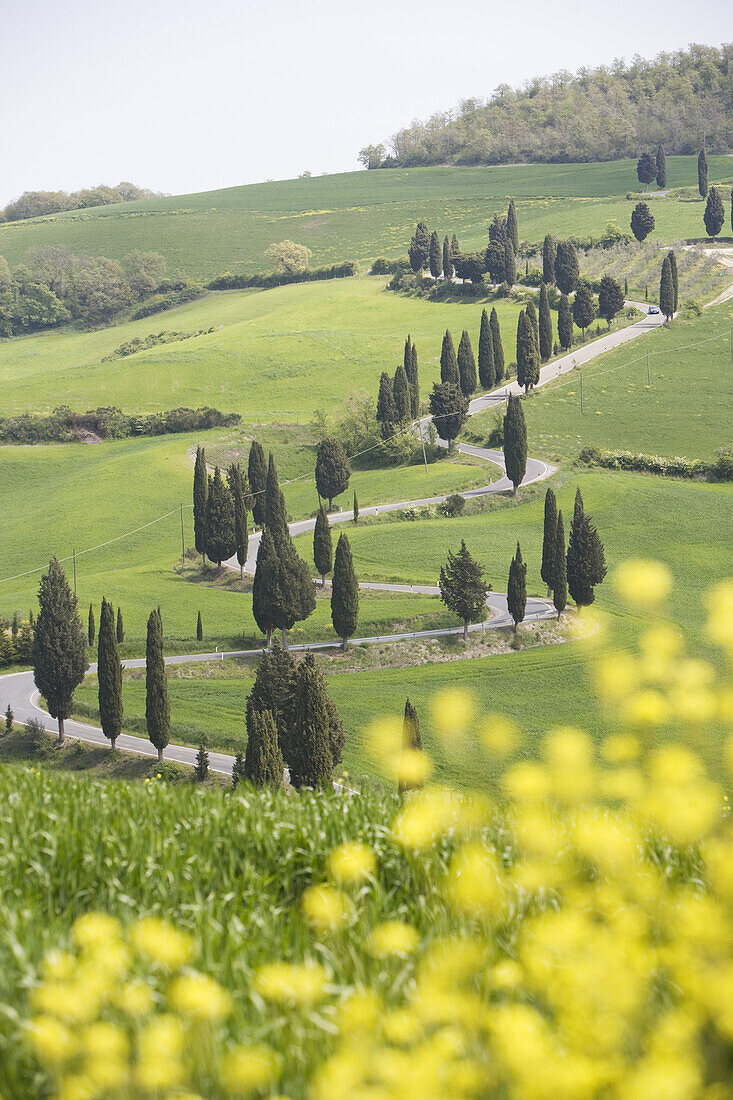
[301,884,353,931]
[253,961,327,1005]
[220,1043,280,1093]
[327,841,376,884]
[130,916,194,969]
[27,1014,77,1064]
[430,688,475,742]
[335,989,382,1032]
[480,714,520,756]
[72,913,121,953]
[115,978,155,1017]
[369,920,420,957]
[614,559,672,606]
[168,970,233,1020]
[446,843,502,918]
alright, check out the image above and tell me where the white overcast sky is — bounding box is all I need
[0,0,728,205]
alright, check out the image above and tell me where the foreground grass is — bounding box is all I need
[0,156,729,280]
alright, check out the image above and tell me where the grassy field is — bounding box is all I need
[0,156,730,280]
[466,300,733,462]
[0,276,528,418]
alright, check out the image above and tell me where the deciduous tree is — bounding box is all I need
[429,382,468,451]
[32,558,87,742]
[439,540,489,641]
[315,438,351,510]
[264,239,312,274]
[630,202,655,243]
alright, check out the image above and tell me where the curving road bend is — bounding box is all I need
[0,302,665,773]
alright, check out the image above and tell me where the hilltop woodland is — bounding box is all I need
[359,44,732,167]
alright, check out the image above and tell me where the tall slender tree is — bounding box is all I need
[288,654,334,789]
[503,395,527,494]
[429,230,442,278]
[566,489,607,607]
[526,298,540,356]
[194,740,209,782]
[540,488,558,597]
[98,597,122,750]
[193,445,208,561]
[655,143,667,188]
[507,199,519,253]
[116,607,124,644]
[145,608,169,762]
[88,603,95,646]
[703,186,725,240]
[440,330,459,385]
[408,342,419,417]
[554,240,579,295]
[399,698,423,794]
[451,233,460,258]
[331,533,359,650]
[667,250,679,311]
[244,706,283,788]
[264,455,315,647]
[443,235,453,281]
[542,235,556,284]
[32,558,87,743]
[228,464,249,578]
[557,294,574,350]
[478,308,495,390]
[408,220,431,272]
[636,152,656,190]
[315,438,351,509]
[698,149,709,198]
[313,506,333,586]
[265,453,289,542]
[659,254,675,320]
[205,466,236,567]
[403,334,412,376]
[507,543,527,633]
[503,239,516,286]
[392,364,411,422]
[538,282,553,362]
[252,528,281,646]
[377,371,398,439]
[248,640,297,764]
[573,285,595,338]
[490,308,504,381]
[353,492,359,524]
[553,511,567,618]
[457,330,477,397]
[196,610,203,641]
[516,310,539,392]
[248,441,268,529]
[439,540,489,641]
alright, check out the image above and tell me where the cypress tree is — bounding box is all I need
[195,739,210,782]
[443,235,453,281]
[490,308,505,381]
[399,697,423,794]
[403,334,412,375]
[244,706,283,788]
[526,297,540,355]
[542,235,556,284]
[392,363,411,421]
[554,240,579,295]
[573,285,595,338]
[478,308,495,390]
[667,250,679,311]
[248,639,298,765]
[252,529,281,645]
[376,371,398,438]
[196,610,203,640]
[553,511,567,618]
[540,488,558,596]
[630,202,655,243]
[516,311,539,392]
[228,464,249,578]
[636,152,655,190]
[193,445,208,560]
[429,230,442,278]
[503,395,527,494]
[265,453,289,542]
[288,654,334,789]
[507,199,519,253]
[655,144,667,189]
[539,282,553,362]
[659,255,675,320]
[205,466,236,567]
[313,505,333,586]
[484,241,506,283]
[566,489,607,608]
[88,603,95,646]
[331,533,359,650]
[457,330,477,397]
[557,294,574,350]
[315,437,351,509]
[408,220,431,272]
[5,705,13,734]
[440,330,459,385]
[428,381,468,451]
[598,276,625,328]
[451,233,460,257]
[116,607,124,644]
[408,342,419,417]
[248,440,268,528]
[503,239,516,286]
[439,540,489,641]
[507,542,527,633]
[32,558,87,743]
[97,597,122,750]
[703,186,724,240]
[145,608,169,762]
[231,750,247,789]
[353,492,359,524]
[698,149,708,198]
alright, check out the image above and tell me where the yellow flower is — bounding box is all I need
[395,747,434,787]
[220,1043,280,1093]
[602,732,640,763]
[134,1014,186,1091]
[430,688,475,743]
[253,961,327,1005]
[116,978,155,1017]
[544,726,594,802]
[301,884,353,932]
[130,916,194,969]
[168,970,233,1020]
[392,786,455,848]
[27,1014,77,1064]
[614,559,672,607]
[82,1020,129,1061]
[327,841,375,884]
[480,714,520,756]
[446,843,502,918]
[502,761,550,801]
[335,989,382,1032]
[369,921,420,958]
[72,912,121,953]
[623,689,671,726]
[42,949,76,982]
[56,1073,98,1100]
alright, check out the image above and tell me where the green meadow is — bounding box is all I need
[0,156,730,280]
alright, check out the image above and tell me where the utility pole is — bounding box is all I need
[580,372,584,413]
[73,549,77,598]
[180,503,185,566]
[420,421,429,475]
[647,352,651,386]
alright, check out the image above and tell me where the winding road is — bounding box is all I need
[0,301,666,775]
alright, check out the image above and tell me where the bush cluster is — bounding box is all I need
[129,285,205,319]
[0,405,240,445]
[102,328,214,361]
[580,445,733,481]
[205,261,358,291]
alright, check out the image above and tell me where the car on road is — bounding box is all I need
[648,305,660,315]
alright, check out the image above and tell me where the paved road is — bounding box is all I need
[0,301,665,773]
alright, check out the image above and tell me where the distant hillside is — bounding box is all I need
[360,44,732,168]
[1,181,163,223]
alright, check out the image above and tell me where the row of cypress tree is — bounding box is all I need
[88,602,124,645]
[439,310,506,396]
[193,446,250,573]
[376,336,420,438]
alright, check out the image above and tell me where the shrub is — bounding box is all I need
[578,446,725,480]
[440,493,467,517]
[206,262,358,291]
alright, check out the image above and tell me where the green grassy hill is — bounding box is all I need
[0,156,730,280]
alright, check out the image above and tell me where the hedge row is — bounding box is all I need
[206,261,358,291]
[0,406,240,445]
[579,445,733,481]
